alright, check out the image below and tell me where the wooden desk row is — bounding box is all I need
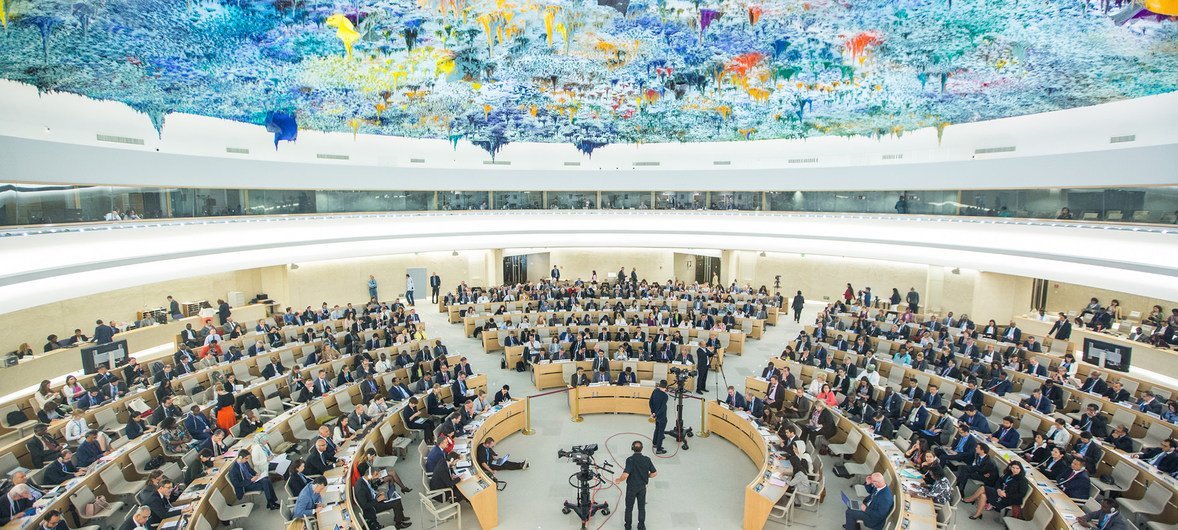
[532,360,699,391]
[476,323,746,355]
[464,309,763,345]
[769,343,1178,527]
[806,322,1178,446]
[448,297,779,326]
[505,343,724,374]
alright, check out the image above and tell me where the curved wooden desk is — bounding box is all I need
[568,384,656,420]
[454,398,529,530]
[703,401,791,530]
[533,360,699,391]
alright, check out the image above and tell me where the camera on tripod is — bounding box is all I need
[669,367,697,385]
[557,444,599,465]
[558,444,611,528]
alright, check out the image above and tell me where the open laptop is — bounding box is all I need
[841,491,862,511]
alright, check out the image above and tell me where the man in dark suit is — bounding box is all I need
[93,320,116,344]
[401,397,436,445]
[649,380,669,454]
[1136,438,1178,473]
[120,506,152,530]
[1073,404,1109,438]
[989,416,1021,449]
[450,372,472,406]
[1102,381,1131,403]
[1057,457,1091,500]
[387,377,413,401]
[937,423,977,465]
[347,404,371,431]
[1021,389,1055,414]
[1137,392,1164,415]
[760,362,780,381]
[955,444,998,494]
[746,395,767,419]
[42,450,84,486]
[869,411,895,439]
[1079,371,1108,395]
[429,272,442,304]
[959,406,991,434]
[723,386,746,409]
[75,430,105,467]
[144,480,186,525]
[878,388,903,422]
[27,424,62,468]
[1071,432,1104,474]
[1048,313,1072,341]
[984,371,1012,397]
[184,406,214,441]
[843,472,893,530]
[1075,499,1130,530]
[1001,322,1022,344]
[903,398,930,432]
[354,462,411,529]
[227,450,279,509]
[694,345,714,394]
[616,367,637,385]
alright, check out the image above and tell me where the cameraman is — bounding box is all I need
[615,441,658,530]
[649,380,669,454]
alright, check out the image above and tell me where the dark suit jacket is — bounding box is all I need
[0,496,33,525]
[43,459,78,485]
[869,417,894,439]
[304,449,333,476]
[649,389,668,419]
[1058,469,1091,499]
[1140,448,1178,473]
[144,490,174,525]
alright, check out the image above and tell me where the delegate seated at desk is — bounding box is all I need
[292,477,327,518]
[228,450,280,510]
[842,472,893,530]
[354,462,411,529]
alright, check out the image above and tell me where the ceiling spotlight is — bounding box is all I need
[289,263,300,270]
[951,267,961,275]
[759,251,766,257]
[452,251,459,256]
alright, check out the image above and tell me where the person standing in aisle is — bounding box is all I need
[906,287,920,313]
[429,272,441,303]
[695,345,714,394]
[791,290,805,323]
[404,274,415,306]
[615,440,657,530]
[649,380,669,454]
[551,265,560,281]
[367,275,378,300]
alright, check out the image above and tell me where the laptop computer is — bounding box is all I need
[841,491,862,511]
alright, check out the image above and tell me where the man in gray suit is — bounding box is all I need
[1076,498,1128,530]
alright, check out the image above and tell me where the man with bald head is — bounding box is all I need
[844,472,893,530]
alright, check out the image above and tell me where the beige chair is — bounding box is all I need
[1003,501,1052,530]
[1117,483,1170,523]
[99,465,147,498]
[210,487,253,523]
[70,485,125,525]
[419,491,460,528]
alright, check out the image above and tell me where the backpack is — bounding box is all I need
[515,361,527,372]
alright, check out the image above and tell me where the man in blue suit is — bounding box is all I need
[904,398,930,432]
[844,472,893,530]
[723,386,746,409]
[185,406,214,441]
[984,371,1012,396]
[959,405,991,434]
[227,450,279,510]
[1020,389,1054,414]
[989,416,1021,449]
[292,477,327,518]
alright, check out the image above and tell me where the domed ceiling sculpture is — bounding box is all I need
[1,0,1176,155]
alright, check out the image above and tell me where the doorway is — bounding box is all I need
[695,256,721,285]
[503,255,528,285]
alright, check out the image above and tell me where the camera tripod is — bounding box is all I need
[666,376,695,449]
[562,459,611,529]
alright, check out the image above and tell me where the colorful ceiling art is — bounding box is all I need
[1,0,1176,155]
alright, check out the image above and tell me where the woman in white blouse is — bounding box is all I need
[63,409,89,445]
[807,374,827,396]
[34,380,58,411]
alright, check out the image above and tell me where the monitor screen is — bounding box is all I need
[80,340,129,374]
[1082,338,1132,373]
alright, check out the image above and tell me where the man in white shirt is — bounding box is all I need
[404,274,415,306]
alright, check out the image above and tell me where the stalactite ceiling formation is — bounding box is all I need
[1,0,1176,154]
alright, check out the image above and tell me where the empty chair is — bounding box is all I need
[99,465,147,498]
[310,402,334,424]
[1143,422,1174,449]
[826,429,863,459]
[989,401,1013,422]
[233,364,258,386]
[93,407,121,432]
[1003,494,1052,530]
[1014,414,1041,444]
[211,488,253,523]
[895,425,914,452]
[844,448,880,478]
[335,392,354,412]
[70,485,125,525]
[263,397,285,416]
[1093,460,1138,497]
[419,491,460,528]
[0,453,21,477]
[288,417,317,441]
[1117,482,1170,523]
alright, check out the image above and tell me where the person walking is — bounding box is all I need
[404,274,415,306]
[649,380,669,454]
[791,290,805,323]
[615,440,657,530]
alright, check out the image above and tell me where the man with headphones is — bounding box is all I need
[615,440,658,530]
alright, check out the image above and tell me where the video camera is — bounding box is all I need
[557,444,599,465]
[669,366,697,385]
